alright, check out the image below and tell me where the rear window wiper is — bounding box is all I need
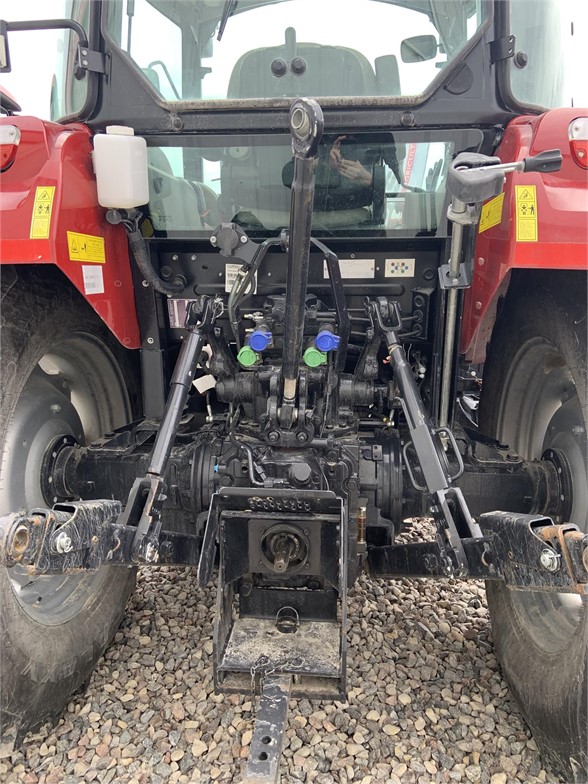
[217,0,237,41]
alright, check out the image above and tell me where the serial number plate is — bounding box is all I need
[248,496,312,513]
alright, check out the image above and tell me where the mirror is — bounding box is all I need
[0,21,12,72]
[400,34,437,63]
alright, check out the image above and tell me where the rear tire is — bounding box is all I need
[0,268,138,743]
[479,272,587,783]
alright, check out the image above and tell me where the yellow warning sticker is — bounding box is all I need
[67,231,106,263]
[479,192,505,233]
[515,185,538,242]
[30,186,56,239]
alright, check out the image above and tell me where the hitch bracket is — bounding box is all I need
[239,674,292,784]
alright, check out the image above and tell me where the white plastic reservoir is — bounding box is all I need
[94,126,149,209]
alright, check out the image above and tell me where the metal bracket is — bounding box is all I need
[438,260,472,290]
[489,35,516,64]
[0,501,202,573]
[239,674,292,784]
[76,45,106,74]
[368,514,588,594]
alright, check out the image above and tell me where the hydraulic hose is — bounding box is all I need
[127,227,185,295]
[106,208,185,295]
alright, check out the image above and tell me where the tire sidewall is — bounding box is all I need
[0,271,137,740]
[480,273,588,781]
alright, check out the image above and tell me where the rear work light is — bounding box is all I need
[0,123,20,170]
[568,117,588,169]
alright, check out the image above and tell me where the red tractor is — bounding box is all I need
[0,2,586,781]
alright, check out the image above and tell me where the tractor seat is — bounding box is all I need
[147,148,205,233]
[227,40,377,99]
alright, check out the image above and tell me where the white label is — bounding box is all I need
[225,263,257,294]
[385,258,415,278]
[167,298,189,328]
[82,265,104,295]
[323,258,375,279]
[193,375,217,394]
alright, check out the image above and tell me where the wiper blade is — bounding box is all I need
[217,0,237,41]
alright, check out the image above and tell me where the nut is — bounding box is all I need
[539,547,560,572]
[54,531,73,554]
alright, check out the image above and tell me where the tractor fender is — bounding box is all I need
[0,116,140,349]
[461,106,588,364]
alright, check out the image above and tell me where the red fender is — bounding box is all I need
[461,107,588,363]
[0,116,140,348]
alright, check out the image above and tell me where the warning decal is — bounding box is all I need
[67,231,106,263]
[479,192,504,233]
[515,185,538,242]
[30,186,56,239]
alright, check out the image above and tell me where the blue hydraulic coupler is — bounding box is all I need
[315,328,340,353]
[249,329,273,352]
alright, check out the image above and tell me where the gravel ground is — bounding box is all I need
[0,528,565,784]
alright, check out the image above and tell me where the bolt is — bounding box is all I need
[478,257,485,266]
[191,254,197,261]
[400,111,415,127]
[50,403,61,414]
[539,548,560,572]
[82,59,88,67]
[54,531,73,554]
[210,235,217,244]
[172,254,179,261]
[142,279,149,287]
[240,235,247,244]
[296,431,308,443]
[147,337,155,345]
[475,301,482,311]
[267,431,280,443]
